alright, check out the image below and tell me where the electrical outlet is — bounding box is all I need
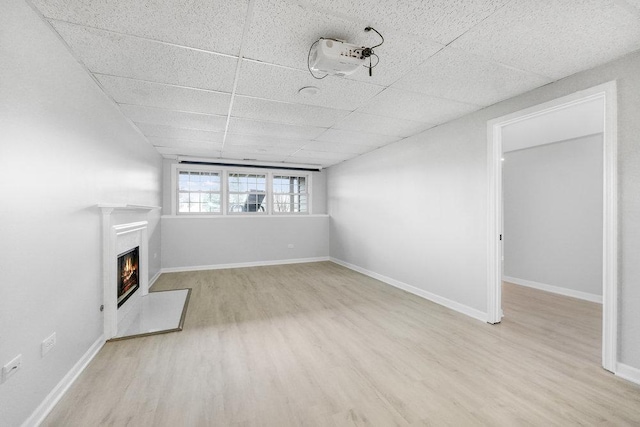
[153,252,157,259]
[42,332,56,357]
[2,354,22,383]
[287,243,294,249]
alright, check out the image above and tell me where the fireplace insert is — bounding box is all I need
[117,247,139,308]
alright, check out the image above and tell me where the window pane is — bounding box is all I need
[189,193,200,203]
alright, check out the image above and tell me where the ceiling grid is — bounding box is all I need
[27,0,640,167]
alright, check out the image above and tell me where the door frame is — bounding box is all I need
[486,81,618,372]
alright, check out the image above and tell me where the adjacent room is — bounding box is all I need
[2,0,640,425]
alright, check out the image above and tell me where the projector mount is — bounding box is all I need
[307,26,384,79]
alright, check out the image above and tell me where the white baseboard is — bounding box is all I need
[616,363,640,386]
[161,256,330,273]
[503,276,602,304]
[22,335,105,427]
[148,270,162,289]
[330,257,487,323]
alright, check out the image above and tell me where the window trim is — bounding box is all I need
[171,164,312,216]
[172,165,223,216]
[226,170,269,215]
[271,173,311,215]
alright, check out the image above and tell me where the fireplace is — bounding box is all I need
[117,247,139,308]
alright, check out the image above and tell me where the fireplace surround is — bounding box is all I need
[99,204,190,341]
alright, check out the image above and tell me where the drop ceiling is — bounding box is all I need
[30,0,640,167]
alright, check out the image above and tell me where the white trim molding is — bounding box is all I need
[487,81,618,372]
[330,258,488,323]
[616,363,640,386]
[161,256,330,273]
[503,276,602,304]
[21,335,105,427]
[148,270,162,289]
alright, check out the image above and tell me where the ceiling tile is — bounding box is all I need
[32,0,248,55]
[224,133,308,149]
[451,0,640,79]
[232,96,348,128]
[300,0,510,45]
[96,75,232,115]
[227,117,326,140]
[135,123,225,143]
[236,60,383,111]
[51,22,237,91]
[333,112,434,137]
[155,147,221,158]
[120,105,227,132]
[315,128,399,147]
[290,149,356,160]
[147,137,223,152]
[301,141,376,155]
[222,144,299,156]
[357,88,480,123]
[245,0,443,86]
[392,47,553,106]
[222,152,292,163]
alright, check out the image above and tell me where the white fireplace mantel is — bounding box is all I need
[99,204,159,339]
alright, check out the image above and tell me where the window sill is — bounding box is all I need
[161,214,329,219]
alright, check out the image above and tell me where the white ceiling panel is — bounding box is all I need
[357,88,480,124]
[333,112,434,137]
[290,149,356,160]
[236,60,383,111]
[155,146,221,158]
[300,0,510,45]
[624,0,640,10]
[224,133,308,149]
[228,117,326,140]
[135,123,225,143]
[392,47,553,106]
[315,128,399,147]
[147,137,222,150]
[245,0,443,86]
[32,0,248,55]
[451,0,640,79]
[147,137,223,153]
[222,144,299,156]
[232,96,348,128]
[120,105,227,132]
[96,75,232,115]
[301,141,377,155]
[222,152,297,163]
[51,22,238,91]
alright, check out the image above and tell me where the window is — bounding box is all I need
[173,166,311,215]
[273,175,308,213]
[177,170,221,213]
[228,173,267,213]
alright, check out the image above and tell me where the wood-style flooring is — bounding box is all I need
[43,262,640,426]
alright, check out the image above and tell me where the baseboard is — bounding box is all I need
[503,276,602,304]
[161,256,330,273]
[22,335,105,427]
[148,270,162,289]
[329,257,487,323]
[616,363,640,386]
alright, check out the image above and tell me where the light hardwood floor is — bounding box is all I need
[43,262,640,426]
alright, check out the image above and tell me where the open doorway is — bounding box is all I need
[486,81,618,373]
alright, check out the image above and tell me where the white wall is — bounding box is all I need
[503,134,603,299]
[328,49,640,371]
[162,216,329,270]
[160,159,329,270]
[0,1,163,425]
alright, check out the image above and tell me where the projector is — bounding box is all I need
[309,39,366,77]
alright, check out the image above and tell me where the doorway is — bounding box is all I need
[486,81,618,372]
